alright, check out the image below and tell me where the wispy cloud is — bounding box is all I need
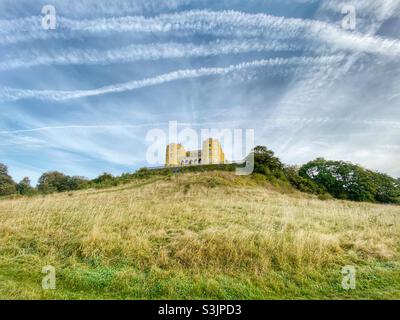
[0,0,192,19]
[0,123,166,135]
[265,0,400,157]
[0,55,342,101]
[1,10,400,57]
[2,117,399,136]
[1,1,399,180]
[0,39,302,71]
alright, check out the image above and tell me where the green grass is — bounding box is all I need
[2,259,399,299]
[0,171,399,299]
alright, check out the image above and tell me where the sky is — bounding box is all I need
[0,0,399,184]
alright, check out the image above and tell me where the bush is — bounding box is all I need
[252,146,284,179]
[68,176,89,190]
[16,177,35,195]
[0,163,17,196]
[37,171,69,193]
[134,168,152,179]
[38,171,89,193]
[284,165,326,195]
[92,173,114,184]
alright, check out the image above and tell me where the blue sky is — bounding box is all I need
[0,0,399,183]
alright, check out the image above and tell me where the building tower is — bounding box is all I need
[165,138,225,167]
[165,143,186,167]
[201,138,225,165]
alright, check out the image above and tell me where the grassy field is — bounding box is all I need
[0,171,399,299]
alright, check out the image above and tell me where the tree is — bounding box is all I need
[37,171,70,193]
[252,146,284,177]
[370,172,400,204]
[91,172,118,188]
[68,176,89,190]
[299,159,400,204]
[299,159,373,201]
[92,172,114,184]
[284,165,326,195]
[0,163,16,196]
[16,177,35,195]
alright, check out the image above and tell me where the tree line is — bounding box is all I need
[1,146,399,204]
[251,146,400,204]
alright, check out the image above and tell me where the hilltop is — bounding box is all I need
[2,146,399,205]
[0,171,399,299]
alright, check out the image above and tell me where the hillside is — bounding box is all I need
[0,171,399,299]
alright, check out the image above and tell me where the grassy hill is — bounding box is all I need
[0,171,399,299]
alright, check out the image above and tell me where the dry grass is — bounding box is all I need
[0,171,399,299]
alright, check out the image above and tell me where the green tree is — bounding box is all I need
[37,171,70,193]
[252,146,284,178]
[284,165,326,195]
[92,172,114,184]
[67,176,89,190]
[91,172,118,188]
[299,159,400,203]
[370,172,400,204]
[0,163,16,196]
[16,177,35,195]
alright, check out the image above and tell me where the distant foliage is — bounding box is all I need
[134,168,152,178]
[16,177,35,196]
[299,158,400,204]
[371,172,400,204]
[92,173,114,183]
[91,172,118,188]
[141,164,238,178]
[0,163,16,196]
[68,176,89,190]
[1,148,399,205]
[252,146,285,180]
[38,171,68,193]
[38,171,88,193]
[283,165,326,195]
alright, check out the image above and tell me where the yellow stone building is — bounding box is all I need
[165,138,225,167]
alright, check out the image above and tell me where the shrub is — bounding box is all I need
[134,168,152,179]
[91,173,118,188]
[38,171,89,193]
[68,176,89,190]
[0,163,17,196]
[37,171,71,193]
[284,165,326,195]
[16,177,35,195]
[252,146,284,179]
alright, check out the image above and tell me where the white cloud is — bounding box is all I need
[0,55,342,101]
[0,39,302,71]
[0,123,166,135]
[1,10,400,57]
